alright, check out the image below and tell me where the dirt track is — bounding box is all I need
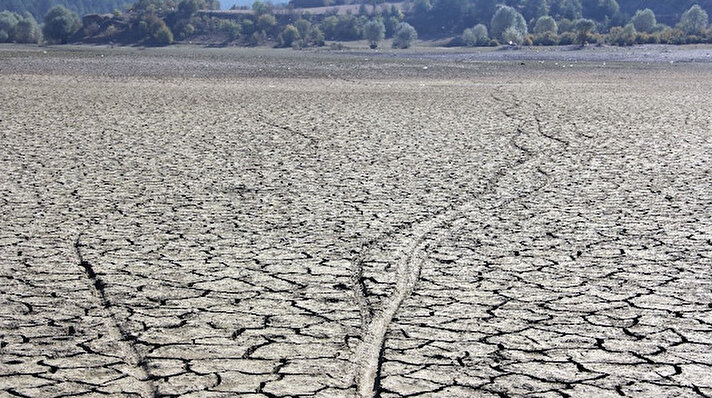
[1,45,711,397]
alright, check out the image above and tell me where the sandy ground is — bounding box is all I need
[1,45,711,397]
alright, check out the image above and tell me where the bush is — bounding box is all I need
[462,23,488,46]
[392,22,417,48]
[574,18,595,45]
[533,31,558,45]
[152,23,174,45]
[219,20,240,41]
[363,19,385,48]
[279,24,300,47]
[608,23,636,46]
[533,15,557,35]
[558,31,577,45]
[15,15,40,43]
[490,5,527,41]
[0,11,20,42]
[257,14,277,35]
[42,6,81,43]
[502,26,524,45]
[631,8,656,33]
[678,5,708,36]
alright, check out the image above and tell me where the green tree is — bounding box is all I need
[392,21,416,48]
[42,5,80,43]
[574,18,595,45]
[252,1,272,16]
[533,15,557,34]
[462,23,488,46]
[678,5,708,35]
[257,13,277,34]
[522,0,549,22]
[279,24,300,47]
[152,23,173,45]
[490,5,527,42]
[362,19,385,48]
[0,10,20,42]
[631,9,656,33]
[15,13,40,43]
[295,19,311,39]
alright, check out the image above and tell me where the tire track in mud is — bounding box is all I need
[351,86,570,398]
[73,234,158,398]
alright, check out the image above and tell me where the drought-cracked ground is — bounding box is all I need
[1,45,711,397]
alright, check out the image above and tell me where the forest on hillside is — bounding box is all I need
[0,0,130,21]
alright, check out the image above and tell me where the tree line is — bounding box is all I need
[2,0,712,48]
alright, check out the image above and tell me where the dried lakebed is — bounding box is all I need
[1,47,711,397]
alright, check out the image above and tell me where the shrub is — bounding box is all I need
[557,18,574,33]
[279,24,300,47]
[257,14,277,35]
[392,22,417,48]
[152,23,174,45]
[0,11,20,42]
[631,8,656,33]
[362,19,385,48]
[219,20,240,41]
[502,26,524,45]
[462,23,488,46]
[42,6,81,43]
[533,31,558,45]
[558,31,577,45]
[608,23,636,46]
[15,15,40,43]
[678,5,708,36]
[533,15,557,35]
[574,18,595,45]
[491,5,527,42]
[295,19,311,39]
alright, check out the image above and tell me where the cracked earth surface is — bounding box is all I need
[1,47,711,397]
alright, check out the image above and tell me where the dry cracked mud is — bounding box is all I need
[1,45,711,398]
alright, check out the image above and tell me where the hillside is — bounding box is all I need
[0,0,130,20]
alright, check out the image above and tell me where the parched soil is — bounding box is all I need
[1,45,711,398]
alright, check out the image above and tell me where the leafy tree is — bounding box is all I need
[533,15,557,34]
[490,5,527,42]
[0,11,19,42]
[502,26,524,44]
[152,22,173,44]
[462,23,488,46]
[279,24,300,47]
[522,0,549,22]
[678,5,708,35]
[608,22,635,45]
[295,18,311,39]
[252,1,272,16]
[574,18,595,45]
[362,19,385,48]
[42,5,80,43]
[552,0,582,20]
[392,21,416,48]
[15,13,40,43]
[257,13,277,34]
[631,9,656,33]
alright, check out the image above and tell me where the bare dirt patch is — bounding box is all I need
[1,46,711,397]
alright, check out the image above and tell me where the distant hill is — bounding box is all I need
[0,0,130,20]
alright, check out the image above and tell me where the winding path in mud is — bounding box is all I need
[351,88,572,397]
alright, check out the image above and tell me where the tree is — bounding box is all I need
[574,18,595,45]
[15,13,40,43]
[152,23,174,45]
[533,15,557,34]
[392,22,417,48]
[252,1,272,16]
[462,23,488,46]
[678,5,708,35]
[363,19,385,48]
[0,10,20,42]
[490,5,527,42]
[279,24,300,47]
[42,5,80,43]
[522,0,549,22]
[295,19,311,39]
[631,9,656,33]
[502,26,524,44]
[257,14,277,35]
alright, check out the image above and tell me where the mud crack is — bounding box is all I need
[74,235,157,398]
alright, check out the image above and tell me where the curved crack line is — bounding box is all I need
[351,87,567,397]
[73,234,157,398]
